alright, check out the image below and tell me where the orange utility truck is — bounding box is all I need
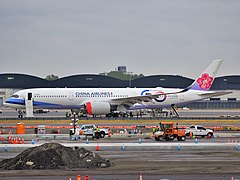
[154,122,186,141]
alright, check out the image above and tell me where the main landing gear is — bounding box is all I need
[171,104,180,118]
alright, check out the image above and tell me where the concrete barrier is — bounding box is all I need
[0,142,238,152]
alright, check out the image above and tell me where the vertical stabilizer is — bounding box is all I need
[188,59,223,91]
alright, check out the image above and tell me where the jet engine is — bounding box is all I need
[85,102,111,115]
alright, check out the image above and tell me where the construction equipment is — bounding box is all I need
[154,122,186,141]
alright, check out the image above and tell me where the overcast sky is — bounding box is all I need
[0,0,239,79]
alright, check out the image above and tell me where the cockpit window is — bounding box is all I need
[11,94,19,98]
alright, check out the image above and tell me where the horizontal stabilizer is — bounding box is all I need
[198,91,232,97]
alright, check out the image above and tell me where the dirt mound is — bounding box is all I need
[0,143,111,170]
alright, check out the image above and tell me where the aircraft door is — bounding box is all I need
[69,92,74,101]
[27,92,33,100]
[25,92,34,118]
[179,93,184,101]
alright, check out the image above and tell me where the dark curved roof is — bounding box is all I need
[0,73,51,88]
[211,75,240,90]
[131,75,193,88]
[53,74,127,88]
[0,73,239,90]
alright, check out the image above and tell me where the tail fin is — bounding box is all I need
[188,59,223,91]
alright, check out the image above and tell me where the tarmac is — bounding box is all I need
[1,132,240,179]
[0,111,240,179]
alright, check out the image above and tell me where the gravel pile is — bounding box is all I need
[0,143,111,170]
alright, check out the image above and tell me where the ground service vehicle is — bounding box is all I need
[70,124,110,139]
[33,109,49,113]
[185,125,213,138]
[154,122,186,141]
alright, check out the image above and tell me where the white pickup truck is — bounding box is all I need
[185,125,213,138]
[70,124,110,138]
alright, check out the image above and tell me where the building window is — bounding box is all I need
[228,98,236,101]
[210,98,221,101]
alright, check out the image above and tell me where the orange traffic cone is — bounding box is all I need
[76,175,81,180]
[10,137,14,144]
[21,138,24,144]
[189,131,193,139]
[96,143,100,151]
[108,131,111,138]
[84,175,89,180]
[8,136,12,143]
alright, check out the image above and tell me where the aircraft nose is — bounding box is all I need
[3,98,15,107]
[3,102,11,107]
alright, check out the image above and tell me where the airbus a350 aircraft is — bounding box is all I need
[4,60,230,117]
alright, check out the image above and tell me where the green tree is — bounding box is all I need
[45,74,59,81]
[99,71,144,80]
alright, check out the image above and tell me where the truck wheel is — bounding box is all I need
[177,136,186,141]
[169,136,174,141]
[181,136,186,141]
[100,132,105,138]
[95,133,100,139]
[155,136,163,141]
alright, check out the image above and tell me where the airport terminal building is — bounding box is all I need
[0,73,240,109]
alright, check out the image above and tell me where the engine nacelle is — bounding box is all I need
[85,102,111,115]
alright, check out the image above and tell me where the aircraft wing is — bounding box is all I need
[111,90,185,105]
[198,91,232,97]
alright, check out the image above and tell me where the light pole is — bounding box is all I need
[128,72,133,88]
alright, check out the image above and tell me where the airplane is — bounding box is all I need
[4,59,231,117]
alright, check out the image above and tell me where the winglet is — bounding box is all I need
[187,59,223,91]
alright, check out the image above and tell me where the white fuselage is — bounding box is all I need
[4,87,207,110]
